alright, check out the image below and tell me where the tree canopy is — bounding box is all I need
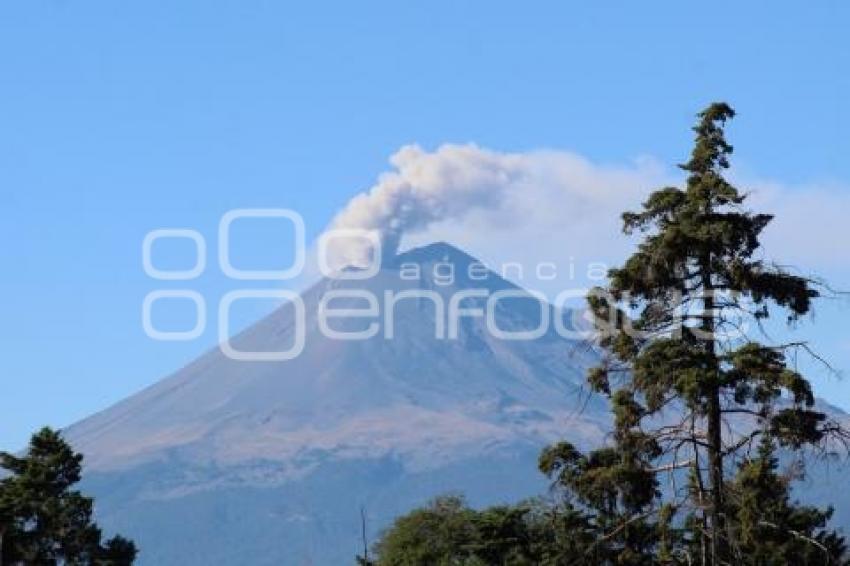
[0,427,137,565]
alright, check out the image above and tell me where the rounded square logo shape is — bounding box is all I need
[219,209,305,280]
[219,289,305,361]
[143,229,206,280]
[317,228,382,280]
[143,290,206,341]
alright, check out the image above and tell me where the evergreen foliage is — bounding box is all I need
[368,495,597,565]
[575,102,847,564]
[0,427,137,565]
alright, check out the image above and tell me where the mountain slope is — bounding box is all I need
[67,243,609,565]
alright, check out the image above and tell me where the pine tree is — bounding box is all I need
[0,427,137,565]
[725,434,848,564]
[538,389,664,564]
[563,102,847,564]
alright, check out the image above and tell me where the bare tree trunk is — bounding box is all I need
[691,429,708,566]
[701,250,724,565]
[707,383,724,564]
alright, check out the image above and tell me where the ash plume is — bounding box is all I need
[325,143,523,268]
[323,142,667,271]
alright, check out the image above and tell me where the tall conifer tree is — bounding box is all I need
[562,102,847,564]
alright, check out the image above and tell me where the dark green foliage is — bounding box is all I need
[372,496,478,564]
[539,437,660,565]
[0,427,137,565]
[725,435,848,565]
[370,495,599,565]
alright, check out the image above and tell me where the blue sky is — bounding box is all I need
[1,1,848,449]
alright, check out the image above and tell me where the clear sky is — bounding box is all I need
[1,1,849,449]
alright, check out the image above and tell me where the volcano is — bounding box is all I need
[64,242,850,565]
[65,242,610,565]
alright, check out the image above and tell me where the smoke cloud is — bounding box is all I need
[323,143,850,290]
[326,143,664,268]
